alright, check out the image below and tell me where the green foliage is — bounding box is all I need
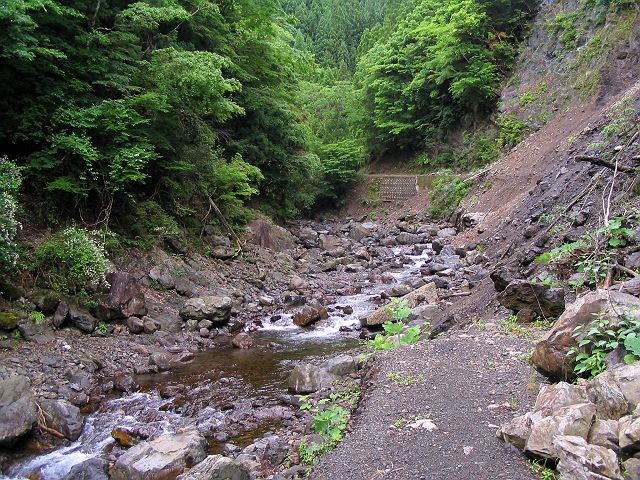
[28,311,45,324]
[428,171,472,218]
[97,322,108,335]
[0,157,21,273]
[568,313,640,379]
[34,227,108,294]
[497,114,527,148]
[385,298,411,321]
[369,303,423,351]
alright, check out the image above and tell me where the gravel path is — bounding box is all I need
[312,325,545,480]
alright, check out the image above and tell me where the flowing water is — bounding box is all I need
[3,246,431,479]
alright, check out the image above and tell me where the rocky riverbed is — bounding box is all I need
[1,212,490,479]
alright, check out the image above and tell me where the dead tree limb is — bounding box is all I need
[575,155,636,174]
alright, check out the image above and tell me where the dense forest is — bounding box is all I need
[0,0,538,273]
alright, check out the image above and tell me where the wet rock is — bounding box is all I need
[288,364,336,394]
[554,435,622,480]
[0,310,20,330]
[497,280,565,318]
[176,454,251,480]
[232,333,252,349]
[587,419,619,451]
[293,302,327,327]
[532,291,640,380]
[149,352,174,372]
[62,457,109,480]
[127,316,144,334]
[99,272,147,320]
[179,296,232,323]
[363,282,437,326]
[112,426,145,447]
[114,375,138,393]
[385,284,413,297]
[320,355,356,376]
[0,368,37,447]
[40,399,84,441]
[111,430,207,480]
[68,305,98,333]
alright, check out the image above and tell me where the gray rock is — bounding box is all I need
[297,227,318,248]
[111,430,207,480]
[211,246,235,260]
[149,352,173,372]
[176,454,251,480]
[589,369,630,420]
[53,301,69,328]
[437,228,457,238]
[623,458,640,480]
[99,272,147,320]
[490,267,522,292]
[554,435,622,480]
[385,284,413,297]
[349,223,376,243]
[533,291,640,380]
[625,252,640,270]
[619,414,640,454]
[179,296,232,323]
[17,317,54,343]
[127,316,144,334]
[153,313,182,333]
[320,355,357,376]
[149,263,176,289]
[0,368,37,447]
[288,364,336,394]
[232,333,252,349]
[396,232,422,245]
[363,283,438,326]
[246,217,296,252]
[68,305,98,333]
[62,457,109,480]
[460,212,486,229]
[533,382,588,416]
[40,399,84,440]
[29,289,62,313]
[609,363,640,412]
[496,412,543,450]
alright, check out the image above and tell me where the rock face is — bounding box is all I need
[0,367,37,447]
[532,290,640,380]
[288,364,336,394]
[111,430,207,480]
[363,282,438,326]
[40,399,84,440]
[497,280,565,318]
[179,296,232,323]
[176,455,251,480]
[246,217,296,252]
[99,272,147,319]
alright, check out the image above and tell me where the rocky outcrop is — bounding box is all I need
[97,272,147,320]
[497,280,565,318]
[111,430,207,480]
[179,296,232,323]
[532,290,640,380]
[176,455,251,480]
[0,367,37,447]
[363,282,437,326]
[246,217,296,252]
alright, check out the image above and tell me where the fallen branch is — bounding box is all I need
[202,197,244,257]
[575,155,636,174]
[36,403,65,439]
[614,263,640,278]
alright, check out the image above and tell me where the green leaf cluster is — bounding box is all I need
[0,157,21,274]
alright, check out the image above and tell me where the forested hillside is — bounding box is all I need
[2,0,538,273]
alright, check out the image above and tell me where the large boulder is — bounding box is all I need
[0,367,37,447]
[293,301,327,327]
[363,282,437,327]
[246,217,296,252]
[179,296,232,323]
[533,383,588,416]
[68,305,99,333]
[497,280,565,318]
[532,291,640,380]
[554,435,623,480]
[320,355,357,376]
[40,399,84,441]
[97,272,147,320]
[176,455,251,480]
[62,458,110,480]
[318,234,343,251]
[110,430,207,480]
[349,222,377,243]
[288,364,336,394]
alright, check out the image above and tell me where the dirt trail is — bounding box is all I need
[312,325,543,480]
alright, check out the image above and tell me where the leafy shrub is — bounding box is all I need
[0,157,21,273]
[429,171,472,218]
[497,114,526,148]
[568,313,640,378]
[370,299,422,350]
[34,227,108,294]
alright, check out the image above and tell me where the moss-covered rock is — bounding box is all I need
[0,311,20,330]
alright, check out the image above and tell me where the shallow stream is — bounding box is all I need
[4,246,431,479]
